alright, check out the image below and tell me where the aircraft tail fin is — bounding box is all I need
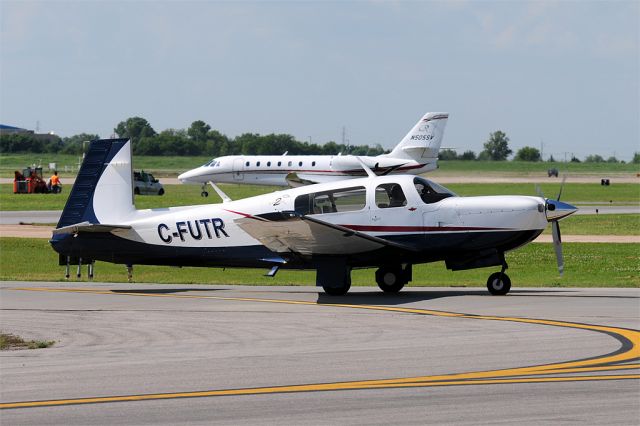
[384,112,449,161]
[55,138,135,230]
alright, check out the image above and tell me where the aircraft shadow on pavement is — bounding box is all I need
[110,288,226,295]
[105,287,636,303]
[315,288,636,306]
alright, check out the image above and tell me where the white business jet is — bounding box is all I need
[178,112,448,195]
[51,138,576,296]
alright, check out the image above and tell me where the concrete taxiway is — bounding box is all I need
[1,282,638,425]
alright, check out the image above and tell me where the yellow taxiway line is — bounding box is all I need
[1,286,638,410]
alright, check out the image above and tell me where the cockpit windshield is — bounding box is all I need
[203,160,220,167]
[413,177,456,204]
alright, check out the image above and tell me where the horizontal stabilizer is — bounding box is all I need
[236,214,416,256]
[52,221,132,236]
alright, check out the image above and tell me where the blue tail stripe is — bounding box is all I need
[55,138,129,229]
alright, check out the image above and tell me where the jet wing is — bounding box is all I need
[235,213,416,256]
[52,221,132,236]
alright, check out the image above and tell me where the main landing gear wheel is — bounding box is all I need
[487,272,511,295]
[376,267,407,293]
[201,191,209,197]
[322,281,351,296]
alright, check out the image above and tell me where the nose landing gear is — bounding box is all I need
[487,263,511,295]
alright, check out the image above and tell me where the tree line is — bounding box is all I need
[1,118,638,163]
[0,117,385,157]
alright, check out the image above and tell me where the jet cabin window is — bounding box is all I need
[413,177,456,204]
[294,186,367,215]
[375,183,407,208]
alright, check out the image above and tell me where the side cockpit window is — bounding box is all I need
[375,183,407,208]
[413,177,456,204]
[294,186,366,215]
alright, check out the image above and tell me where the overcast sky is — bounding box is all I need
[1,1,638,160]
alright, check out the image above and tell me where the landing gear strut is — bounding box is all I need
[487,263,511,295]
[200,184,209,197]
[376,264,411,293]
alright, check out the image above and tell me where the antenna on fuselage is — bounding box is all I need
[354,156,376,178]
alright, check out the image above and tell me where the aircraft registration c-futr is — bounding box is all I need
[51,139,577,295]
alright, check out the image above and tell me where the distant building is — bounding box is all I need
[0,124,60,142]
[0,124,31,134]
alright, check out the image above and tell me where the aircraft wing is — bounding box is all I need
[235,213,416,256]
[52,221,132,235]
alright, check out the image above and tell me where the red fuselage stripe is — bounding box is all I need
[339,225,506,232]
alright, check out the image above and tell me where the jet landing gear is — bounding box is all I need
[376,264,412,293]
[200,184,209,197]
[487,264,511,296]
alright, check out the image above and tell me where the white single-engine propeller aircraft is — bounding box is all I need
[178,112,449,195]
[51,138,577,295]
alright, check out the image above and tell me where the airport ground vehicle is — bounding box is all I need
[13,167,59,194]
[133,171,164,195]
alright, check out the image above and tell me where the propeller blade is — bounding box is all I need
[535,184,544,198]
[556,174,567,201]
[551,221,564,276]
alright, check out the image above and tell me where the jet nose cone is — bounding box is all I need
[545,199,578,221]
[178,169,198,184]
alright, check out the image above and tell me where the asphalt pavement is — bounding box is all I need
[1,283,638,425]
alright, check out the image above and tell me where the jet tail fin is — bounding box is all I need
[384,112,449,161]
[55,138,135,230]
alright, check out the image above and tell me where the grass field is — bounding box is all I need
[1,238,638,287]
[2,153,638,178]
[0,153,211,178]
[1,181,638,211]
[540,214,640,236]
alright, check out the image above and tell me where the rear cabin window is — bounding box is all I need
[375,183,407,208]
[245,161,250,167]
[413,177,456,204]
[294,186,367,215]
[288,161,292,167]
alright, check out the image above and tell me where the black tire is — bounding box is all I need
[134,187,140,195]
[322,272,351,296]
[158,188,165,196]
[201,191,209,197]
[376,267,406,293]
[487,272,511,295]
[322,282,351,296]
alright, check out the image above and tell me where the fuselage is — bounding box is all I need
[51,175,549,270]
[178,154,432,186]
